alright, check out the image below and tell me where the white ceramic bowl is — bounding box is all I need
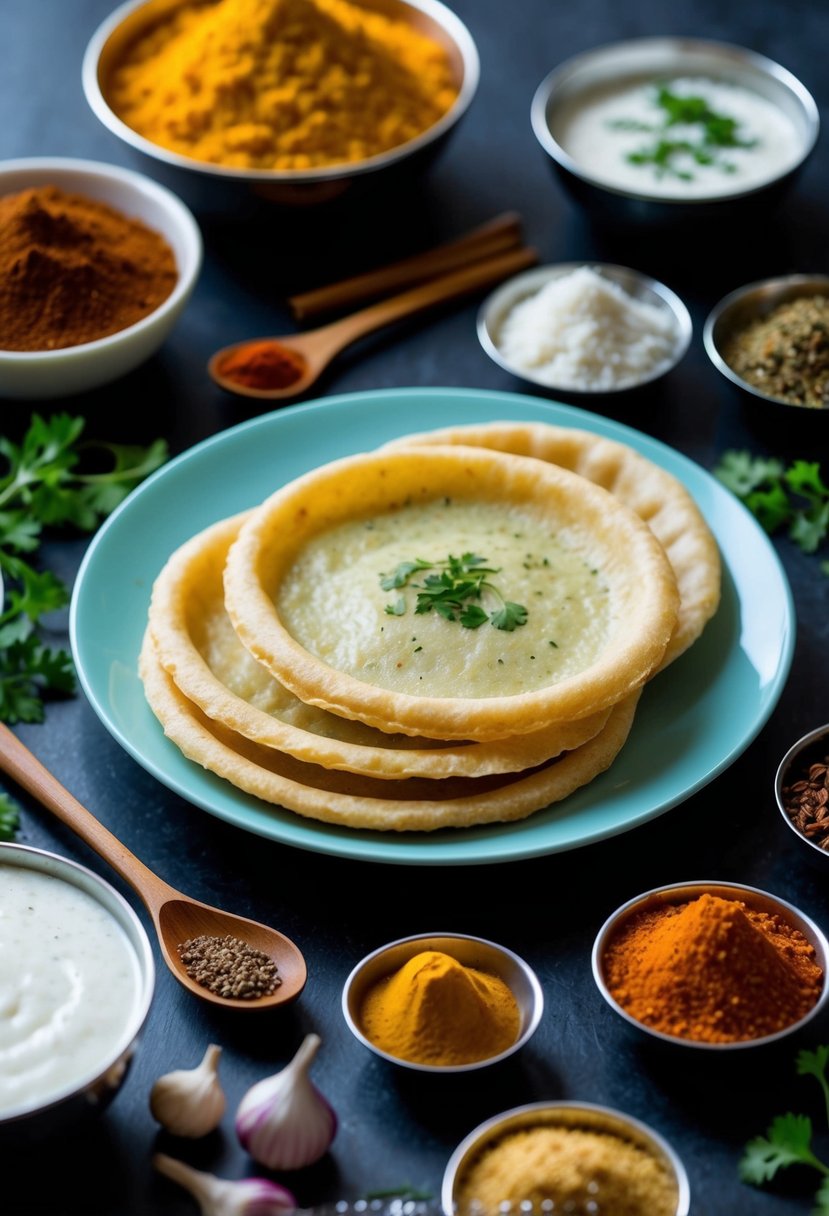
[478,262,691,395]
[592,879,829,1050]
[342,931,543,1073]
[442,1100,690,1216]
[82,0,479,213]
[0,842,155,1141]
[531,37,818,228]
[0,157,202,399]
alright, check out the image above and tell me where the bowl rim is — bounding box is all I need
[341,930,544,1073]
[591,878,829,1050]
[0,155,202,363]
[476,260,692,394]
[440,1098,691,1216]
[703,273,829,410]
[82,0,480,184]
[0,841,155,1124]
[775,722,829,858]
[530,35,820,207]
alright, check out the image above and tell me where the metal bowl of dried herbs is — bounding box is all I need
[704,274,829,412]
[776,723,829,861]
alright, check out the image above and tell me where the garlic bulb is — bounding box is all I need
[154,1154,296,1216]
[236,1033,337,1170]
[150,1043,226,1137]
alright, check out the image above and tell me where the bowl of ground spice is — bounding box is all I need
[704,275,829,412]
[442,1100,690,1216]
[341,932,543,1072]
[776,722,829,861]
[592,880,829,1049]
[82,0,479,210]
[0,157,201,399]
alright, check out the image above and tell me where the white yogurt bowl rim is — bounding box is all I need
[0,842,155,1125]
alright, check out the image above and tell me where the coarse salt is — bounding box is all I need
[497,266,678,389]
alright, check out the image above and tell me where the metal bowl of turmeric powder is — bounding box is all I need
[0,156,202,399]
[82,0,480,213]
[592,880,829,1050]
[704,274,829,412]
[341,932,544,1072]
[442,1100,690,1216]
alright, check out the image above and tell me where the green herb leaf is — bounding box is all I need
[0,791,21,841]
[713,450,829,565]
[798,1047,829,1127]
[813,1176,829,1215]
[714,450,785,497]
[379,553,528,632]
[739,1113,819,1184]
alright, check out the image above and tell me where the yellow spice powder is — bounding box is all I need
[359,950,520,1067]
[107,0,459,170]
[456,1124,678,1216]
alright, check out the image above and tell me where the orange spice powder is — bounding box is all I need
[603,892,823,1043]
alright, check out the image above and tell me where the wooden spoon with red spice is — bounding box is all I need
[208,244,539,400]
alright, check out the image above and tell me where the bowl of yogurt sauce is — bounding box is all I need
[531,38,818,227]
[0,843,154,1140]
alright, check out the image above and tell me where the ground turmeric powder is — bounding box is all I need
[107,0,459,171]
[603,892,823,1043]
[358,950,520,1066]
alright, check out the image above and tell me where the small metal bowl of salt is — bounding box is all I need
[477,262,691,397]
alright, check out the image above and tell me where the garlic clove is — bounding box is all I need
[150,1043,226,1137]
[154,1154,296,1216]
[236,1032,337,1170]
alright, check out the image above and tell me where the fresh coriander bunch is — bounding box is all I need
[741,1046,829,1213]
[714,451,829,573]
[0,413,167,724]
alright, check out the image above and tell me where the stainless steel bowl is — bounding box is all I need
[442,1100,691,1216]
[0,843,155,1141]
[342,931,543,1073]
[704,274,829,412]
[592,879,829,1050]
[477,262,691,395]
[531,37,819,228]
[775,723,829,861]
[82,0,479,213]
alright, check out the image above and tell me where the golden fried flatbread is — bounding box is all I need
[385,421,720,669]
[140,632,641,832]
[223,445,679,741]
[149,513,611,779]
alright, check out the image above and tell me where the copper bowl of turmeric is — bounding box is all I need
[342,932,544,1072]
[442,1100,690,1216]
[592,880,829,1050]
[82,0,479,212]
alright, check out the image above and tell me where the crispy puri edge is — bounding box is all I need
[149,513,611,778]
[384,421,722,669]
[140,630,641,833]
[223,444,678,741]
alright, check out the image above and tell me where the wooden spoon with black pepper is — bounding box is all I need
[0,723,307,1010]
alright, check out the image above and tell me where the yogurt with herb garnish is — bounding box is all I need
[0,864,142,1115]
[552,76,802,197]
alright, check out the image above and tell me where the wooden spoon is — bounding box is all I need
[209,244,539,401]
[0,723,307,1011]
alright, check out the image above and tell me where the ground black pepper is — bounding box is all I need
[178,934,281,1000]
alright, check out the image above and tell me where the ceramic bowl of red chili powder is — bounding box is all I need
[592,880,829,1049]
[0,157,201,399]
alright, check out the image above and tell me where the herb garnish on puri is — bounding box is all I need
[381,552,528,631]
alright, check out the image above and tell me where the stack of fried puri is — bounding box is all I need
[140,424,721,832]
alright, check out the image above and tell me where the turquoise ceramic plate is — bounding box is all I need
[70,388,794,866]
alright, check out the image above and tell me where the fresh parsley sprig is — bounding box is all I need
[740,1047,829,1212]
[0,414,167,723]
[381,552,528,632]
[713,451,829,571]
[0,791,21,841]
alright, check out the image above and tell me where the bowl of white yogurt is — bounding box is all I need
[0,843,154,1140]
[531,38,818,227]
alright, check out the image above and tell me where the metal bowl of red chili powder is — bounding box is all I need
[592,880,829,1049]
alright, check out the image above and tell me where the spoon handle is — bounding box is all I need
[318,244,539,352]
[0,722,174,916]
